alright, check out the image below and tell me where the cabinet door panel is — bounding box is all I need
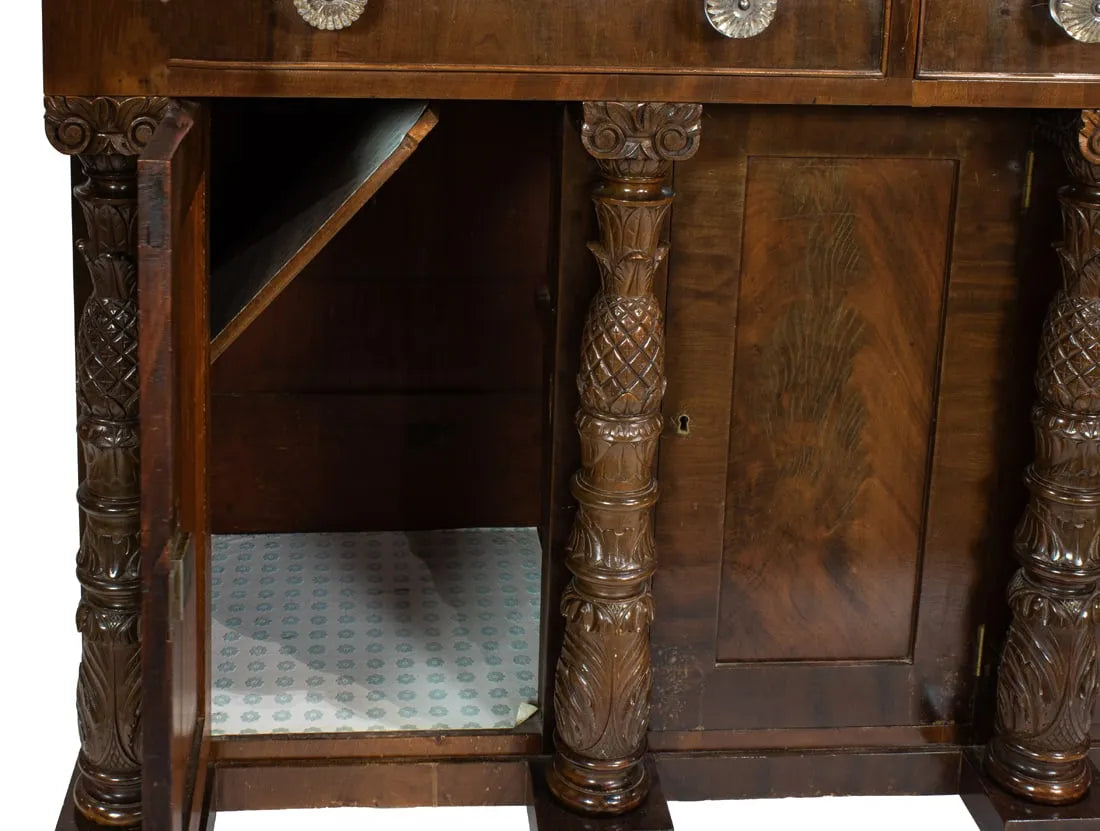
[718,155,953,664]
[138,101,212,831]
[651,107,1032,739]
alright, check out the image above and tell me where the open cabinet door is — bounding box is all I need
[138,102,212,831]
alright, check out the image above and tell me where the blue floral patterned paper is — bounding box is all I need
[210,528,542,735]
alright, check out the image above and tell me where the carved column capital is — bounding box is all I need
[44,96,170,157]
[581,102,703,179]
[1079,110,1100,168]
[1042,109,1100,187]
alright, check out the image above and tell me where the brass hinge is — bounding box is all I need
[1022,150,1036,213]
[167,533,191,638]
[974,624,986,677]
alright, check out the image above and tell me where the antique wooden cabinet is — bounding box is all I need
[38,1,1100,829]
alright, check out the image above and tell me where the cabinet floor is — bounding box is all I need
[210,528,542,735]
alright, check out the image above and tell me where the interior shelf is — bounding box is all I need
[209,100,438,361]
[210,527,541,736]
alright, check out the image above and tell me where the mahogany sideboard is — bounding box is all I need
[39,2,1100,830]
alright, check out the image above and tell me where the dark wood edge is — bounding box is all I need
[648,724,958,752]
[212,720,542,762]
[162,64,1100,109]
[55,759,216,831]
[57,745,1100,821]
[529,757,673,831]
[207,747,966,813]
[169,58,886,80]
[961,748,1100,831]
[656,748,963,801]
[213,757,533,811]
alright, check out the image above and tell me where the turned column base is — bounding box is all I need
[546,745,651,816]
[987,738,1092,806]
[73,755,142,827]
[531,756,672,831]
[963,748,1100,831]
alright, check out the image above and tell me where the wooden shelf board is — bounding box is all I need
[210,101,438,361]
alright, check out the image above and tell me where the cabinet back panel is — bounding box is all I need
[718,156,954,663]
[210,103,558,533]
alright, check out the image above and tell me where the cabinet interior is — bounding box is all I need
[205,100,564,739]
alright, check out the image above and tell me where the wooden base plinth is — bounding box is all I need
[56,759,217,831]
[529,757,673,831]
[962,748,1100,830]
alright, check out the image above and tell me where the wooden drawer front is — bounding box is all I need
[921,0,1100,78]
[171,0,887,75]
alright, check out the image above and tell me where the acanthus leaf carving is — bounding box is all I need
[46,96,165,828]
[549,101,700,816]
[990,110,1100,805]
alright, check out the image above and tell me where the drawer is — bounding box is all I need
[171,0,887,75]
[921,0,1100,78]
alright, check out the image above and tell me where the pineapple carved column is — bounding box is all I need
[548,101,701,816]
[44,96,169,827]
[987,110,1100,806]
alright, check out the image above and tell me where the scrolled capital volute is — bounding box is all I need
[581,102,703,176]
[44,96,171,157]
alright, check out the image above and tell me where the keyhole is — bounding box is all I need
[676,414,691,436]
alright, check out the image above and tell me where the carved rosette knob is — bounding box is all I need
[705,0,778,38]
[1051,0,1100,43]
[294,0,367,30]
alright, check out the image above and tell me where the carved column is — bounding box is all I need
[548,102,701,815]
[44,96,169,827]
[987,110,1100,806]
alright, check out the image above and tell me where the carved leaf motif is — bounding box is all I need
[117,648,143,769]
[995,572,1099,753]
[554,612,607,755]
[44,96,170,156]
[581,102,702,164]
[1082,111,1100,163]
[991,110,1100,801]
[51,98,155,825]
[553,103,699,805]
[554,591,653,760]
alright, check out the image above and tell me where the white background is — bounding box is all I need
[0,2,980,827]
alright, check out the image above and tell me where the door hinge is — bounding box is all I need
[1022,150,1036,213]
[167,534,191,638]
[974,624,986,677]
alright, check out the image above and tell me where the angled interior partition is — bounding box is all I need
[210,100,438,360]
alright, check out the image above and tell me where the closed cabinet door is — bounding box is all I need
[649,106,1036,748]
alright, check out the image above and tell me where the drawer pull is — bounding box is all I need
[1050,0,1100,43]
[705,0,777,39]
[294,0,367,30]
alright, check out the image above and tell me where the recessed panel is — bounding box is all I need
[716,156,956,664]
